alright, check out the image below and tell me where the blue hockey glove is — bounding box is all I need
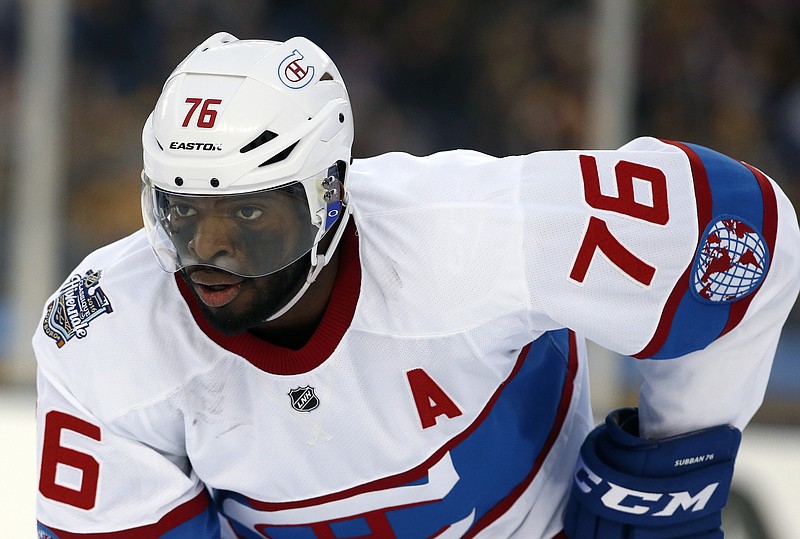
[563,408,741,539]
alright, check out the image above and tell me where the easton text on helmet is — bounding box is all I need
[168,141,223,151]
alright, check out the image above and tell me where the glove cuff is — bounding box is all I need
[599,407,741,478]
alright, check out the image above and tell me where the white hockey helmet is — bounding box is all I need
[141,32,353,284]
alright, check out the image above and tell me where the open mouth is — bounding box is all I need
[188,269,245,308]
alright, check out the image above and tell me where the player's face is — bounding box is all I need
[161,187,315,277]
[162,189,315,333]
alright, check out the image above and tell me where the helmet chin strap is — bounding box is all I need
[265,203,352,322]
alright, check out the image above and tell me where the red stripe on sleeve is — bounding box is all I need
[634,140,712,358]
[719,163,779,337]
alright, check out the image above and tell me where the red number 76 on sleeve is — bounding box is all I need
[569,155,670,286]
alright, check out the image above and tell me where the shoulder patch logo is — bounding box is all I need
[43,270,113,348]
[691,218,769,303]
[288,385,320,412]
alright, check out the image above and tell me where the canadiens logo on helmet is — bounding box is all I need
[43,269,113,348]
[691,217,769,303]
[278,49,315,89]
[288,385,320,412]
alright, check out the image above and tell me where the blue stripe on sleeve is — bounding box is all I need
[649,144,766,359]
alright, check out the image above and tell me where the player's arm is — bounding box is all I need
[523,137,799,431]
[560,142,800,538]
[519,137,800,537]
[627,141,800,439]
[36,369,221,538]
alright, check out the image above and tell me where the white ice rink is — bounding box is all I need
[1,387,36,538]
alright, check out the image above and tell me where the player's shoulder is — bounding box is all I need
[352,148,499,168]
[348,149,523,215]
[615,136,681,152]
[347,138,683,190]
[350,148,516,182]
[33,229,219,418]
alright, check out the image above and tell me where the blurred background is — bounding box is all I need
[0,0,798,537]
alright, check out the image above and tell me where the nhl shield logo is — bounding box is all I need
[288,386,320,412]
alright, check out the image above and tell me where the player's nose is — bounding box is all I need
[188,214,238,263]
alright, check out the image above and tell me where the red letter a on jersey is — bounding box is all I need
[406,368,463,429]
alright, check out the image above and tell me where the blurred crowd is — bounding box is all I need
[1,0,799,312]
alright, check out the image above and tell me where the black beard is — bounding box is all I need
[181,256,310,336]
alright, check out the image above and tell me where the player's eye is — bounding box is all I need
[234,206,264,221]
[167,202,197,219]
[170,203,197,218]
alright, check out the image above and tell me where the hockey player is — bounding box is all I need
[35,33,800,539]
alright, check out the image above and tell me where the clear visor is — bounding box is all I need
[141,168,343,278]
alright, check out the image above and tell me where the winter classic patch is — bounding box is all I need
[43,270,113,348]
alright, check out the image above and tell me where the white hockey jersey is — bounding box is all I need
[34,138,800,538]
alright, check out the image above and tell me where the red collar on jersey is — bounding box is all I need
[175,221,361,375]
